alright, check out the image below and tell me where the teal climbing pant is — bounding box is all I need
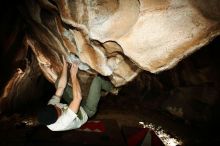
[55,76,113,118]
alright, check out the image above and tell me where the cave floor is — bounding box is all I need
[96,92,220,146]
[0,92,220,146]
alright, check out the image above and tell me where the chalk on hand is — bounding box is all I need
[66,53,90,71]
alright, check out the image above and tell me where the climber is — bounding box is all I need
[37,56,116,131]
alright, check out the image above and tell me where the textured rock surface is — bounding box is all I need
[0,0,220,113]
[21,0,220,86]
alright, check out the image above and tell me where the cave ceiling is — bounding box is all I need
[0,0,220,112]
[22,0,220,86]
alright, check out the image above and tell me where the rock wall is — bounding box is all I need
[21,0,220,86]
[0,0,220,116]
